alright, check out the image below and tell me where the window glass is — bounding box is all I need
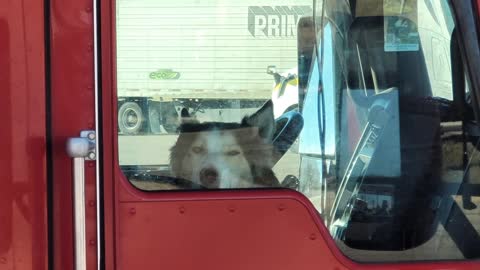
[116,0,313,190]
[311,0,480,262]
[115,0,480,262]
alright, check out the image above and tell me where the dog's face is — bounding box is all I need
[176,128,258,188]
[170,101,279,188]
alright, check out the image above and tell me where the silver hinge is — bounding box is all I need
[66,130,96,160]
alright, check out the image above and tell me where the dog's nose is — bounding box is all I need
[199,167,219,187]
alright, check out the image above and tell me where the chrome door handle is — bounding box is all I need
[66,130,96,270]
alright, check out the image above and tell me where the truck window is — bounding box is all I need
[114,0,480,262]
[116,0,312,190]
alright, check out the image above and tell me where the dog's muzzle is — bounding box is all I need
[199,167,219,188]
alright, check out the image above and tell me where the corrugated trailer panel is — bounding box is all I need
[116,0,312,98]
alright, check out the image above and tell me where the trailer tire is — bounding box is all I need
[118,102,144,134]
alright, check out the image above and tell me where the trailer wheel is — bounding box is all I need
[118,102,144,134]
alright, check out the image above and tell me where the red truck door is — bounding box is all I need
[4,0,478,270]
[96,1,480,270]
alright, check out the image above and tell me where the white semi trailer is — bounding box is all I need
[116,0,312,134]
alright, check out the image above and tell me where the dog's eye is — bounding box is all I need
[192,146,204,154]
[225,150,240,156]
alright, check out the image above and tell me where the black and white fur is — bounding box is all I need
[170,101,280,188]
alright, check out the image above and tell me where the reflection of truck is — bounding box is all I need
[116,1,312,134]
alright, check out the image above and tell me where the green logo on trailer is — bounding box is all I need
[149,69,181,80]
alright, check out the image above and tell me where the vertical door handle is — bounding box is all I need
[66,130,96,270]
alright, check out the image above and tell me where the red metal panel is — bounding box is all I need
[118,196,337,270]
[0,1,48,269]
[115,185,480,270]
[49,0,97,269]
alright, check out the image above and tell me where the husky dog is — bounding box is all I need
[170,101,280,189]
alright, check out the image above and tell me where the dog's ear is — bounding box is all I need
[243,100,275,141]
[180,108,198,124]
[180,108,190,118]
